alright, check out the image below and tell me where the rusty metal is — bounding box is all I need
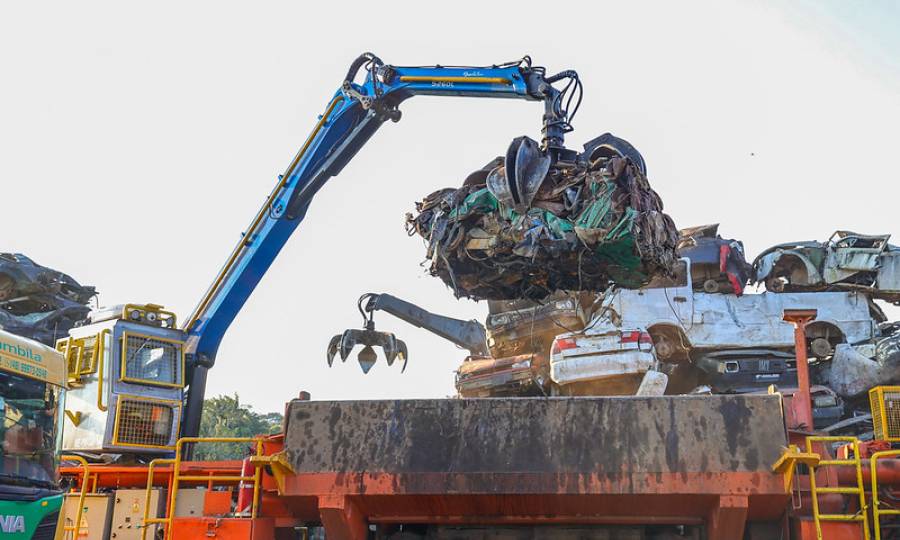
[280,395,788,539]
[754,231,900,304]
[406,141,679,301]
[784,309,818,431]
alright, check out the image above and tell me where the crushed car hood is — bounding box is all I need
[0,253,96,345]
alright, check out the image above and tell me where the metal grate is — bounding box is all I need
[123,334,183,387]
[32,511,59,540]
[870,386,900,442]
[115,397,178,448]
[58,335,99,380]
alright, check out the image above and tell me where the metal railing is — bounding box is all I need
[141,437,264,540]
[141,458,176,540]
[870,449,900,540]
[60,454,91,540]
[805,436,870,540]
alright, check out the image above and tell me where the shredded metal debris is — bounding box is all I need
[406,136,678,301]
[0,253,96,345]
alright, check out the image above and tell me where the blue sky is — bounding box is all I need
[790,1,900,79]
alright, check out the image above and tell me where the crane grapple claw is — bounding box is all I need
[511,135,551,212]
[486,136,550,213]
[326,334,342,367]
[325,328,408,374]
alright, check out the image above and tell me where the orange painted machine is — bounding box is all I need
[56,388,900,540]
[56,311,900,540]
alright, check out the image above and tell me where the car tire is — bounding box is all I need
[810,337,834,358]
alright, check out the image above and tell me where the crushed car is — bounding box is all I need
[677,224,753,295]
[754,230,900,304]
[813,321,900,400]
[455,292,591,397]
[549,258,888,396]
[329,290,592,397]
[406,134,679,301]
[0,253,96,345]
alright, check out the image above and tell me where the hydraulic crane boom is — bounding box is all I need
[180,53,583,438]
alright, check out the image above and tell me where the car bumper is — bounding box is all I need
[551,350,655,385]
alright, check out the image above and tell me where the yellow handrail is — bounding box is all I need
[805,436,870,540]
[145,437,264,540]
[60,455,91,539]
[96,329,110,411]
[870,449,900,540]
[140,458,175,540]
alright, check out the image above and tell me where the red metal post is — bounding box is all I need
[783,309,817,431]
[706,495,748,540]
[237,457,254,513]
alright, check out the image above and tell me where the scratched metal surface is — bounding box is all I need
[283,395,785,474]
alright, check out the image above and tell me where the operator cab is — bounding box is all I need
[58,304,184,455]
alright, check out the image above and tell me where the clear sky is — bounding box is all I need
[2,1,898,414]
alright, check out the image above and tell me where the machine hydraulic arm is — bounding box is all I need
[359,292,488,357]
[180,53,583,439]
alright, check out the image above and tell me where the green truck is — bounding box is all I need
[0,328,67,539]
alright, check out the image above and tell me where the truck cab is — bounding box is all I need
[0,328,67,538]
[58,304,184,455]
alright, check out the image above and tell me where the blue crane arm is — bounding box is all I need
[180,54,581,438]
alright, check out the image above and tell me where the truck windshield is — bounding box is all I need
[0,372,62,488]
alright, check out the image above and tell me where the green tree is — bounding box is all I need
[194,394,283,461]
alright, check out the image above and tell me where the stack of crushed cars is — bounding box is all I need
[0,253,96,346]
[455,291,593,398]
[406,134,679,301]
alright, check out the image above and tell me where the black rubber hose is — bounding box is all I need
[544,69,578,84]
[345,52,382,84]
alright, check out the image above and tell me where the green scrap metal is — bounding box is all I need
[406,152,678,300]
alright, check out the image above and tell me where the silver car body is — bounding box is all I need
[550,259,876,389]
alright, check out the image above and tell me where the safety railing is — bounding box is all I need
[60,454,91,540]
[141,458,175,540]
[141,437,264,540]
[57,329,110,409]
[870,449,900,540]
[805,436,870,540]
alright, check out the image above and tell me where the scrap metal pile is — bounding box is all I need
[406,135,679,300]
[0,253,96,345]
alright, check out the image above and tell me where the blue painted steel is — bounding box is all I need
[180,56,570,438]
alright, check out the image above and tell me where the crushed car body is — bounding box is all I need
[677,224,753,295]
[754,230,900,304]
[549,326,662,396]
[814,322,900,399]
[455,291,591,397]
[549,258,886,395]
[0,253,96,345]
[406,134,679,301]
